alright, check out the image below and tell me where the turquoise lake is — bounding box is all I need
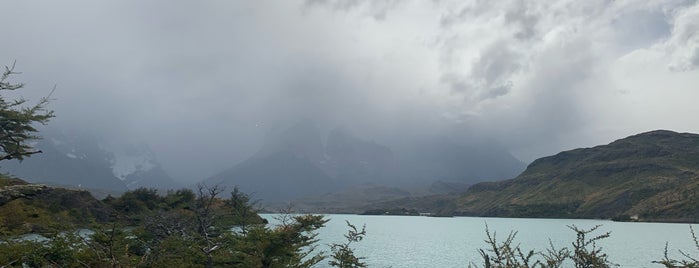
[263,214,698,268]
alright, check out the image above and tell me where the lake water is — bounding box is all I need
[262,214,698,268]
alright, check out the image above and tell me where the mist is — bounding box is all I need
[1,0,698,183]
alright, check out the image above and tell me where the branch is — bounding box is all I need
[0,149,42,161]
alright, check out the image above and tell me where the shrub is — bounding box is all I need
[654,225,699,268]
[473,224,615,268]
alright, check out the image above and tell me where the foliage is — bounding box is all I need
[226,186,261,231]
[655,225,699,268]
[473,224,615,268]
[476,225,539,268]
[163,188,196,209]
[230,214,328,268]
[4,181,699,268]
[0,183,340,267]
[329,220,367,268]
[0,199,75,235]
[0,233,89,267]
[0,62,54,162]
[0,182,111,236]
[568,225,613,268]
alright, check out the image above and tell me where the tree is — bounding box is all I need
[329,220,367,268]
[568,225,613,268]
[194,184,226,268]
[1,183,344,267]
[476,224,540,268]
[0,62,54,161]
[226,186,262,234]
[232,213,328,268]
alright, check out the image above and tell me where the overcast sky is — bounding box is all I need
[1,0,698,182]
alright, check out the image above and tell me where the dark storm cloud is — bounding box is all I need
[1,0,698,181]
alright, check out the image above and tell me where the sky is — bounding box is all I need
[1,0,698,182]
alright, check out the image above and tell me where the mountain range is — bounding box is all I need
[3,126,697,222]
[366,130,699,222]
[0,128,179,196]
[205,120,526,202]
[1,121,527,202]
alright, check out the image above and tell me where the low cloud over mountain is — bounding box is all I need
[205,120,524,201]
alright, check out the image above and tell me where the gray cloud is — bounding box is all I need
[665,3,699,71]
[303,0,405,20]
[1,0,698,181]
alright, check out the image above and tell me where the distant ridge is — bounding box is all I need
[368,130,699,222]
[454,129,699,221]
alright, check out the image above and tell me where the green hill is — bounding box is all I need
[0,175,112,235]
[454,130,699,221]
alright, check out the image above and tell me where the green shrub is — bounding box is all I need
[473,224,614,268]
[654,225,699,268]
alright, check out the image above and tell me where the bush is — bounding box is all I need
[473,224,614,268]
[654,225,699,268]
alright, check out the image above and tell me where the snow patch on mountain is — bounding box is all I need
[106,144,157,181]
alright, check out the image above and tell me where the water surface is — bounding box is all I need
[263,214,697,268]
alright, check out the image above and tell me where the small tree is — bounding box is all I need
[568,225,613,268]
[474,224,614,268]
[476,224,540,268]
[329,220,367,268]
[0,62,54,161]
[232,213,328,268]
[227,186,261,234]
[194,184,226,268]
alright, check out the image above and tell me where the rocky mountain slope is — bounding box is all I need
[375,130,699,222]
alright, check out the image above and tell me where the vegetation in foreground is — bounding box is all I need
[0,184,368,268]
[472,224,614,268]
[2,189,699,268]
[471,224,699,268]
